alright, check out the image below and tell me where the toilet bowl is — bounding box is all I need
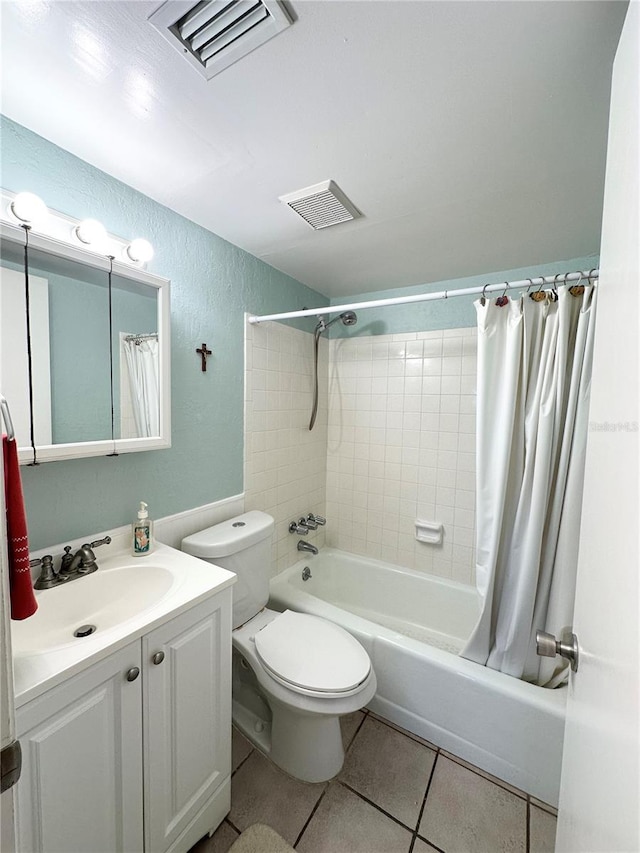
[233,608,376,781]
[182,511,376,782]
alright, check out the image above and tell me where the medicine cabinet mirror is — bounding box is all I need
[0,222,170,464]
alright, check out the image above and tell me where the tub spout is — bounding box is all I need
[297,541,318,555]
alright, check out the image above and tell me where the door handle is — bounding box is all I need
[536,628,579,672]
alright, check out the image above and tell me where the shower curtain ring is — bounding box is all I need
[496,282,509,307]
[481,283,490,306]
[550,273,563,302]
[568,272,585,298]
[530,276,547,302]
[588,268,597,286]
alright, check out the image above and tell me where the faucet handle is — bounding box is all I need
[289,521,309,535]
[301,516,317,530]
[308,513,326,526]
[33,555,68,590]
[89,536,112,549]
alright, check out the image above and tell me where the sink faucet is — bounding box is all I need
[59,536,112,580]
[297,541,318,555]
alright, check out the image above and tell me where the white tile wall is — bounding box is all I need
[325,328,477,586]
[244,320,477,585]
[244,319,328,575]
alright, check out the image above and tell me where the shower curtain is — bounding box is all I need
[123,337,160,438]
[461,285,597,686]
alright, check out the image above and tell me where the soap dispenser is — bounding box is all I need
[133,501,154,557]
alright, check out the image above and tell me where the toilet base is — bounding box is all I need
[232,696,345,782]
[270,698,344,782]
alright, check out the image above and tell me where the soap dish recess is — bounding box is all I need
[415,519,443,545]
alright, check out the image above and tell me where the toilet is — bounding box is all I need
[182,510,376,782]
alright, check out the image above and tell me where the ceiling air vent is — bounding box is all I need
[149,0,293,81]
[279,180,362,230]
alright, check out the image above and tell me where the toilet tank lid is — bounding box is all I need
[182,510,274,558]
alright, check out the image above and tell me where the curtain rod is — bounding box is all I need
[247,269,599,325]
[123,332,158,341]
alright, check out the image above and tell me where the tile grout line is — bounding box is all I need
[438,749,528,802]
[345,709,369,752]
[293,787,329,849]
[409,749,446,853]
[293,713,372,849]
[337,780,419,835]
[226,817,242,835]
[231,747,255,778]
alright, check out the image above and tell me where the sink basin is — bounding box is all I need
[12,562,177,656]
[11,541,236,708]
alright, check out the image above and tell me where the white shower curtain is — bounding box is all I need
[461,285,597,686]
[123,337,160,438]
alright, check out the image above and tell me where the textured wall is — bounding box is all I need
[1,116,327,549]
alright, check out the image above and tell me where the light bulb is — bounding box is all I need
[75,219,108,252]
[126,238,153,264]
[9,192,48,226]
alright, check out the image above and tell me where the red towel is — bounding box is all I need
[3,435,37,620]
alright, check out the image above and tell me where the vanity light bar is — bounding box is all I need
[1,189,154,268]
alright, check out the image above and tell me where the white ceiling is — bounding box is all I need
[0,1,627,297]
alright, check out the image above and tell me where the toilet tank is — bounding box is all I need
[182,511,274,629]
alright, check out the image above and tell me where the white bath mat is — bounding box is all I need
[228,823,295,853]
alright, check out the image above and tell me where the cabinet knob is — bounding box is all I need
[152,651,165,666]
[126,667,140,682]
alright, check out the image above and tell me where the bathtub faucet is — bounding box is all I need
[297,541,318,555]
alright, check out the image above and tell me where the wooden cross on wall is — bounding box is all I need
[196,343,212,372]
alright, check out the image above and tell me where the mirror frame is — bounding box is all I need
[0,221,171,464]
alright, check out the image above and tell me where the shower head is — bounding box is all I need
[315,311,358,334]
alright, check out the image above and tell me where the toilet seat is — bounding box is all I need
[254,610,371,698]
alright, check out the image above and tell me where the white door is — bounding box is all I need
[0,448,17,853]
[555,4,639,852]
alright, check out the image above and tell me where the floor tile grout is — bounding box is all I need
[222,714,556,853]
[439,748,529,801]
[225,817,242,835]
[409,749,445,853]
[337,779,418,835]
[293,787,328,849]
[231,747,254,778]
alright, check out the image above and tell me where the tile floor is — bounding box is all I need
[191,710,557,853]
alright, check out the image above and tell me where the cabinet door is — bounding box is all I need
[143,591,232,853]
[15,643,143,853]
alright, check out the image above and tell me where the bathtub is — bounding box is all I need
[269,548,566,806]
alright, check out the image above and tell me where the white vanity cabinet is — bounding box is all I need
[143,595,232,853]
[14,589,232,853]
[15,642,143,853]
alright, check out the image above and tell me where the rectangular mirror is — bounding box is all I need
[0,223,170,463]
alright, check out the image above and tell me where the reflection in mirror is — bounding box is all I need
[111,274,160,438]
[1,213,170,464]
[0,241,112,447]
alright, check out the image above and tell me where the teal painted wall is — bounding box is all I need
[328,257,599,337]
[1,116,328,549]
